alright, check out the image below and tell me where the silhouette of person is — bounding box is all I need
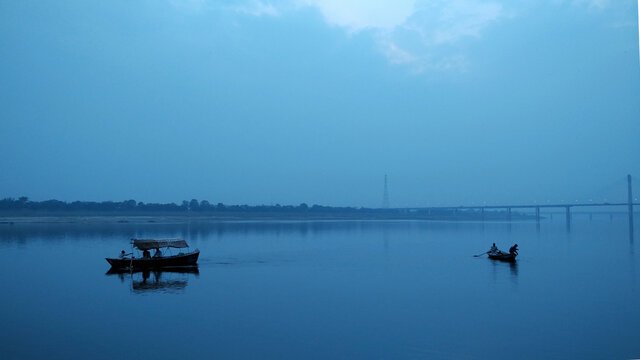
[509,244,519,256]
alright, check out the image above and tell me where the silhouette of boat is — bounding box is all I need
[106,238,199,269]
[487,250,517,262]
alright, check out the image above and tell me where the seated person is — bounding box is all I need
[489,243,498,254]
[509,244,519,256]
[119,250,127,259]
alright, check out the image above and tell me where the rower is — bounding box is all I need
[509,244,519,256]
[489,243,498,254]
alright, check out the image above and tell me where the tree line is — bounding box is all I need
[0,197,527,220]
[0,196,368,214]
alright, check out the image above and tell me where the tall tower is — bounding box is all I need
[628,174,634,241]
[382,174,390,209]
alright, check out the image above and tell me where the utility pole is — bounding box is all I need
[382,174,390,209]
[628,174,634,241]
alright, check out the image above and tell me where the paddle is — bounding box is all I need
[473,251,488,257]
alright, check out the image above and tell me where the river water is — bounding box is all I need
[0,216,638,359]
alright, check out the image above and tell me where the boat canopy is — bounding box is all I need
[132,239,189,250]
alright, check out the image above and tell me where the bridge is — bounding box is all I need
[400,174,637,238]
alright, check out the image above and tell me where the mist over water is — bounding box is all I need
[1,217,638,359]
[1,1,639,359]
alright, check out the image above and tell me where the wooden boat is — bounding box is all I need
[487,250,517,262]
[106,239,199,269]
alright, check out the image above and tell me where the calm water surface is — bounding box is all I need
[0,217,638,359]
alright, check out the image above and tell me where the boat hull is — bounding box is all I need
[488,251,517,262]
[106,250,200,269]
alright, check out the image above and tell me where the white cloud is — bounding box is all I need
[178,0,615,74]
[572,0,611,10]
[297,0,505,73]
[166,0,505,72]
[425,1,504,45]
[168,0,208,13]
[379,38,417,65]
[233,1,281,17]
[301,0,416,32]
[168,0,282,16]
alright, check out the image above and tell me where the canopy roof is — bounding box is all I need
[132,239,189,250]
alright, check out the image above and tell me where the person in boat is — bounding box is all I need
[143,249,151,259]
[509,244,519,256]
[119,250,127,259]
[153,248,162,258]
[489,243,498,254]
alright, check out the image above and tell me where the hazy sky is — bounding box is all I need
[1,0,639,207]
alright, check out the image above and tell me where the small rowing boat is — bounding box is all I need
[487,250,517,262]
[106,238,200,269]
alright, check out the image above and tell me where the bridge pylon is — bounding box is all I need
[628,174,634,241]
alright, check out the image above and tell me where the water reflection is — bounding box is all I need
[0,221,339,244]
[1,218,638,359]
[106,267,199,294]
[489,259,519,285]
[0,220,492,244]
[509,261,518,279]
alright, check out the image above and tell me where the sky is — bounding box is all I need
[0,0,639,208]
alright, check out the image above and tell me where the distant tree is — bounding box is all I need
[123,199,136,210]
[298,203,309,211]
[189,199,199,211]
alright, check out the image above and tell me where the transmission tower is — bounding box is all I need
[382,174,390,209]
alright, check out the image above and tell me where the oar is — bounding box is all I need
[473,251,488,257]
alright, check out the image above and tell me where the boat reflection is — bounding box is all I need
[106,267,199,294]
[509,261,518,279]
[489,259,518,285]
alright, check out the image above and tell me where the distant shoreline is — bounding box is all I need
[0,212,536,224]
[0,197,536,223]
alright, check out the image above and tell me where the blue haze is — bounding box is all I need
[0,1,639,207]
